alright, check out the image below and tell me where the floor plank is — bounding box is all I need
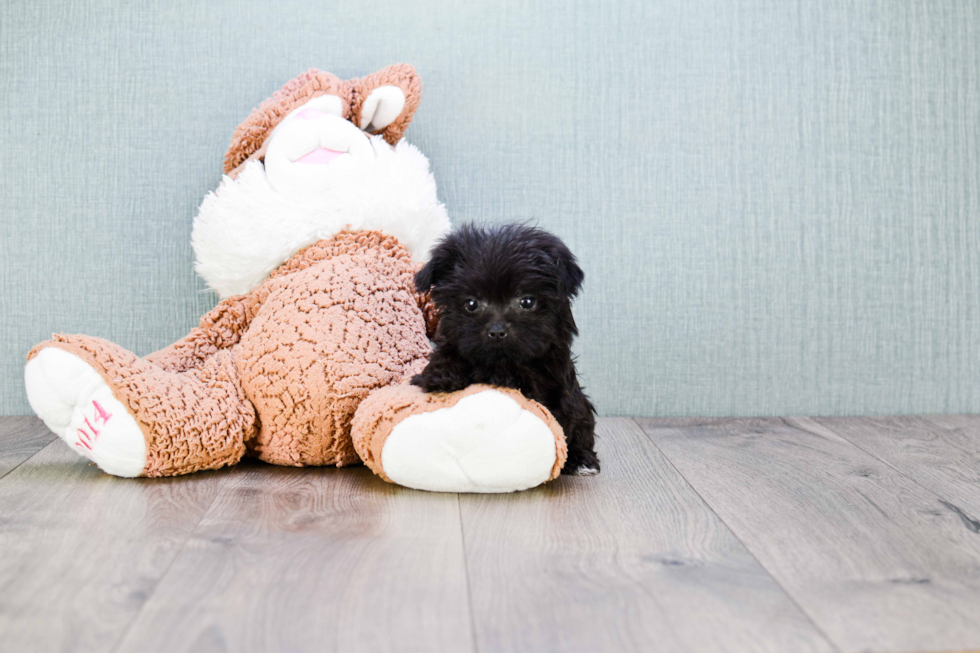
[0,416,55,480]
[5,415,980,653]
[800,415,980,522]
[112,461,475,653]
[459,418,833,653]
[637,417,980,653]
[0,438,228,653]
[920,413,980,432]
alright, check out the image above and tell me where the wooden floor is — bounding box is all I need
[1,416,979,653]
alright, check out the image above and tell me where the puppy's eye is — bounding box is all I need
[464,299,479,313]
[519,297,536,310]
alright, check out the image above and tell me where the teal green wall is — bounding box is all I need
[2,0,978,416]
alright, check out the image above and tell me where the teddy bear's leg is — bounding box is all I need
[26,346,146,476]
[25,335,255,477]
[351,383,567,493]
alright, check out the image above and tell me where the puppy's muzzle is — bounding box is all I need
[487,323,508,340]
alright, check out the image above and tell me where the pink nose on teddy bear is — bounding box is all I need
[290,107,347,165]
[294,148,345,164]
[296,107,330,120]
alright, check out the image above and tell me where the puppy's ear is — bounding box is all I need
[559,254,585,298]
[556,253,585,298]
[415,234,460,293]
[541,236,584,298]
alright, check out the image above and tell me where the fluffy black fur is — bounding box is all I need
[412,224,599,475]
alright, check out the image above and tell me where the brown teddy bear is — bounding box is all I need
[24,65,566,493]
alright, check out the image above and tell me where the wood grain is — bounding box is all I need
[0,438,227,653]
[112,461,475,653]
[638,416,980,653]
[800,415,980,520]
[459,418,832,653]
[0,416,55,480]
[5,415,980,653]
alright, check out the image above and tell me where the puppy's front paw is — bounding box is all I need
[563,449,600,476]
[416,370,468,394]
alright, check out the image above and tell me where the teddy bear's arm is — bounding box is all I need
[145,292,264,373]
[416,290,440,340]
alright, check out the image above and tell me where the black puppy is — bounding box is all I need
[412,224,599,475]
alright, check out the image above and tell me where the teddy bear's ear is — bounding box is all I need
[350,64,422,145]
[223,69,349,175]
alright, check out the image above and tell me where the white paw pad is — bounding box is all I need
[25,348,146,477]
[381,390,558,493]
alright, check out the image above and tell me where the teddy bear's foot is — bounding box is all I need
[25,347,146,477]
[352,384,567,493]
[382,390,556,492]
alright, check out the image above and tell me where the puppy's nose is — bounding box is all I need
[487,323,508,340]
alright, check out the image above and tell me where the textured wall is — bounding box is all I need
[2,0,979,416]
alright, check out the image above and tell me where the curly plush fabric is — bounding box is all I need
[28,231,431,476]
[223,64,421,175]
[27,337,253,477]
[236,231,430,466]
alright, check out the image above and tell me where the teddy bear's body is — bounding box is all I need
[229,232,430,468]
[31,232,430,476]
[24,66,569,492]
